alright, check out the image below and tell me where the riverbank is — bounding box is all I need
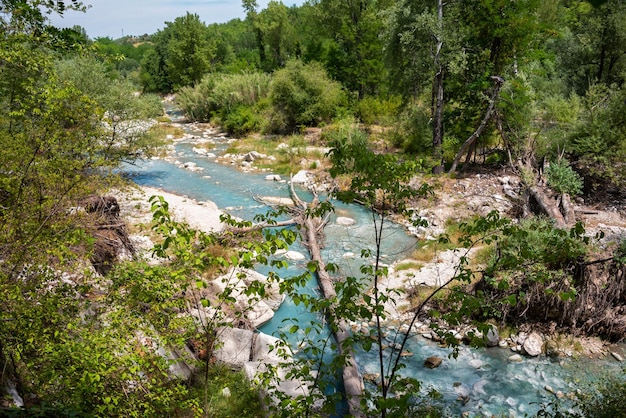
[117,184,224,233]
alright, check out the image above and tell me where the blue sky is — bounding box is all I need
[48,0,298,39]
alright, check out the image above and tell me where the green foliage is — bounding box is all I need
[567,84,626,189]
[492,218,587,273]
[267,59,346,133]
[354,95,402,125]
[177,71,271,128]
[390,103,432,154]
[192,364,263,418]
[536,368,626,418]
[140,12,212,92]
[546,159,584,196]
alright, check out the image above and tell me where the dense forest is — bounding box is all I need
[1,0,625,417]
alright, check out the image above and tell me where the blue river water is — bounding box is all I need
[123,118,624,417]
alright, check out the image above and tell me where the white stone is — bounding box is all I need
[336,216,356,226]
[508,354,523,363]
[192,147,208,156]
[468,359,484,369]
[265,174,282,181]
[523,332,543,357]
[290,170,309,184]
[214,327,254,368]
[284,251,306,261]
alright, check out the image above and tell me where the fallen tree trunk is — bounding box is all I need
[289,181,364,418]
[528,186,567,228]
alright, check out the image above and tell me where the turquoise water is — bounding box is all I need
[124,117,624,417]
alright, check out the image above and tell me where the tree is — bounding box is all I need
[164,13,211,90]
[309,0,387,98]
[267,59,346,133]
[140,13,211,92]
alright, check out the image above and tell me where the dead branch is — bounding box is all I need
[449,76,505,174]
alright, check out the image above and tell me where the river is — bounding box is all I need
[123,114,623,417]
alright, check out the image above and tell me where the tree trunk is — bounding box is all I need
[528,186,567,228]
[288,181,364,417]
[431,0,445,174]
[449,76,504,174]
[561,193,576,225]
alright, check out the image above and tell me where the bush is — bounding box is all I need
[267,59,346,133]
[389,103,432,154]
[355,95,402,125]
[221,105,261,136]
[546,159,583,196]
[177,72,271,123]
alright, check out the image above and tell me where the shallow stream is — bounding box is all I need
[123,115,623,417]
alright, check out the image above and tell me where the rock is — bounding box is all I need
[454,383,470,398]
[508,354,523,362]
[284,251,306,261]
[265,174,282,181]
[336,216,356,226]
[252,332,287,363]
[486,325,500,347]
[468,359,484,369]
[291,170,309,184]
[611,352,624,362]
[472,379,488,396]
[210,268,283,327]
[192,146,208,156]
[214,327,254,368]
[424,356,443,369]
[523,332,543,357]
[243,151,265,162]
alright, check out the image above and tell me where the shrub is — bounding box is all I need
[222,105,261,136]
[546,159,583,196]
[355,95,402,125]
[389,103,431,154]
[177,72,271,123]
[267,59,346,133]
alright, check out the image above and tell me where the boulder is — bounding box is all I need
[486,325,500,347]
[424,356,443,369]
[243,151,265,162]
[336,216,356,226]
[252,332,289,363]
[265,174,282,182]
[291,170,309,184]
[284,251,306,261]
[214,327,254,367]
[508,354,523,362]
[210,268,283,326]
[523,332,544,357]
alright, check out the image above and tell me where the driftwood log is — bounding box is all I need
[287,180,365,418]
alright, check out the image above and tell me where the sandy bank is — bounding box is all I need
[118,185,224,233]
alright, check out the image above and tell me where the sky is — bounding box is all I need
[48,0,293,39]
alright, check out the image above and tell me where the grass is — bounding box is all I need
[190,363,264,418]
[225,133,332,175]
[395,260,423,271]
